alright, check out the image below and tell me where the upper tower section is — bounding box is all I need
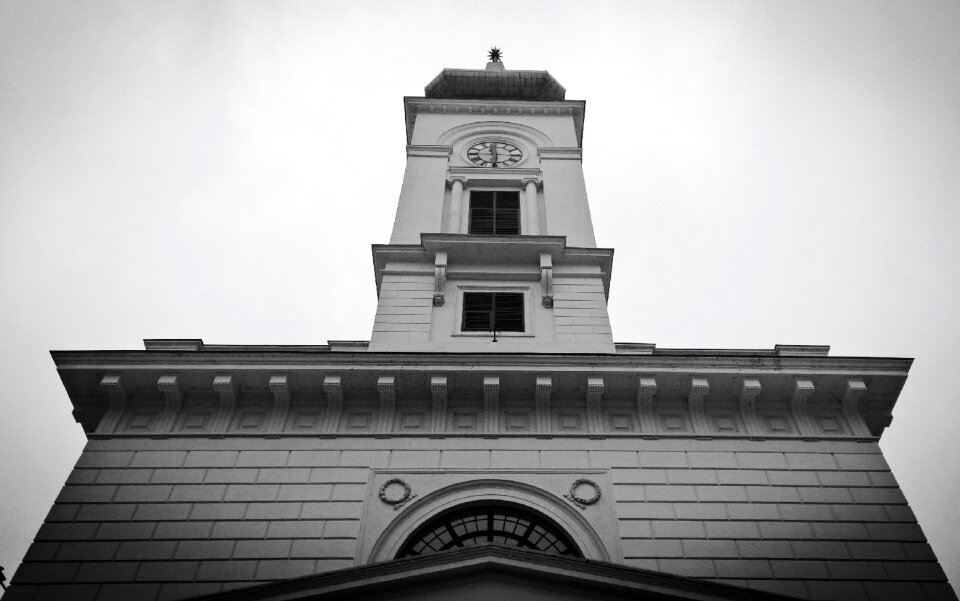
[372,53,614,353]
[390,55,593,247]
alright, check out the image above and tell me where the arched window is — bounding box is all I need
[396,503,582,559]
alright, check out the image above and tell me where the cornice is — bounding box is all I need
[404,97,586,146]
[539,147,582,160]
[51,349,914,372]
[447,166,541,179]
[190,545,800,601]
[406,145,452,158]
[371,236,614,298]
[54,349,910,442]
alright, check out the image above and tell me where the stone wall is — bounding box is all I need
[7,436,954,601]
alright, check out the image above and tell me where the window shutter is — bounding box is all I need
[462,293,494,331]
[494,192,520,235]
[462,292,524,333]
[469,191,520,235]
[468,191,495,235]
[493,293,524,332]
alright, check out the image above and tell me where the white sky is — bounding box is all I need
[1,0,958,591]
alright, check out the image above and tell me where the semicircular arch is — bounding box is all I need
[366,479,611,563]
[436,120,554,148]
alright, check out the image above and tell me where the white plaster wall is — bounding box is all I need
[369,262,615,354]
[411,113,578,148]
[389,154,449,244]
[390,110,598,248]
[541,157,598,248]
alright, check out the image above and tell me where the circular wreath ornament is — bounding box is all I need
[379,478,416,511]
[564,478,601,510]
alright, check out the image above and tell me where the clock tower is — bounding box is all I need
[369,53,615,354]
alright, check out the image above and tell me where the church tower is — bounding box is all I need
[369,51,614,354]
[5,54,956,601]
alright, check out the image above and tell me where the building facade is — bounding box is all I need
[4,58,956,601]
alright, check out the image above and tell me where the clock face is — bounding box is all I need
[467,141,523,168]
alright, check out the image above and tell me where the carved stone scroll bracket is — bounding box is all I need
[430,376,447,437]
[791,379,818,438]
[433,252,448,307]
[535,376,552,437]
[267,376,290,436]
[540,253,553,308]
[564,478,601,510]
[377,376,396,438]
[322,376,343,434]
[97,375,127,435]
[688,378,711,439]
[739,379,764,439]
[156,375,182,434]
[841,379,872,438]
[211,375,236,435]
[483,376,500,437]
[586,377,604,438]
[637,377,658,437]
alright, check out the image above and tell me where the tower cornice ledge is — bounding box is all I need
[372,235,614,298]
[404,97,585,145]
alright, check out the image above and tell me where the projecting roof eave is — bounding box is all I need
[183,545,803,601]
[371,235,614,298]
[52,347,910,438]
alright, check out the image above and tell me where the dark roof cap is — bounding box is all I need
[425,66,566,101]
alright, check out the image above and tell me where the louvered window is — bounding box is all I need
[468,191,520,235]
[462,292,524,332]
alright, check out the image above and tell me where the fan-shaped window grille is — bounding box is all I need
[396,504,581,559]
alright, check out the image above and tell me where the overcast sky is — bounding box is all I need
[1,0,958,591]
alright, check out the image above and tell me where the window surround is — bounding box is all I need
[364,478,614,563]
[453,285,533,338]
[462,186,524,235]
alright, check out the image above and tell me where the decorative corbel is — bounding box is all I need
[267,376,290,435]
[97,375,127,435]
[841,379,872,438]
[586,377,604,437]
[483,376,500,436]
[535,376,552,436]
[637,377,658,437]
[156,375,181,433]
[211,375,236,434]
[790,379,818,438]
[688,378,711,438]
[430,376,447,436]
[540,253,553,308]
[739,379,764,438]
[433,252,448,307]
[322,376,343,434]
[377,376,396,437]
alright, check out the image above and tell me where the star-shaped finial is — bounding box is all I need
[487,47,502,63]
